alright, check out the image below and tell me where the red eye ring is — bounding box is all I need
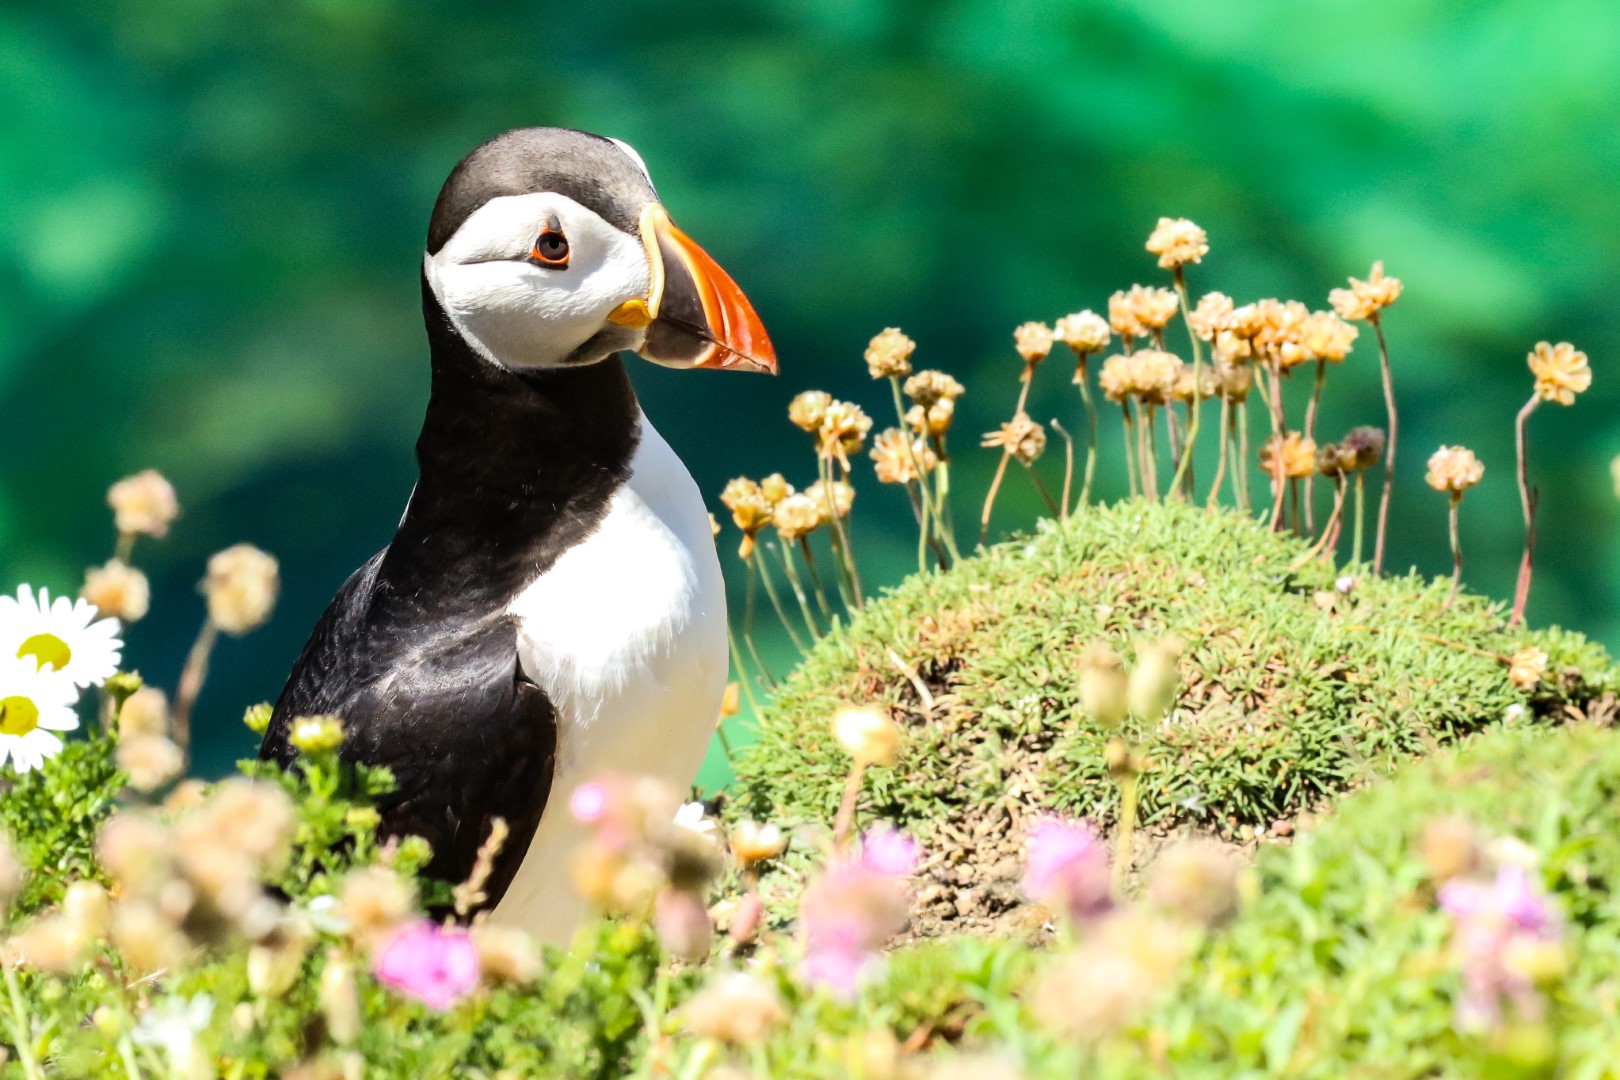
[531,223,570,268]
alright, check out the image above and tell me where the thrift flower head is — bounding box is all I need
[1506,646,1548,691]
[81,560,151,624]
[817,400,873,464]
[1438,864,1565,1033]
[1013,321,1055,366]
[772,493,823,542]
[117,734,185,792]
[1329,261,1403,322]
[1033,911,1187,1041]
[470,924,541,985]
[1301,310,1358,362]
[1527,341,1591,405]
[1261,432,1317,480]
[0,654,80,773]
[1147,840,1241,927]
[806,479,855,520]
[982,413,1047,465]
[1253,299,1311,369]
[1421,816,1484,884]
[720,478,773,544]
[905,397,957,438]
[871,428,938,485]
[1053,310,1111,356]
[788,390,833,432]
[860,824,921,876]
[0,584,123,689]
[832,704,903,766]
[903,369,965,408]
[760,472,794,505]
[864,327,916,380]
[373,921,480,1010]
[1145,216,1209,270]
[1114,284,1179,333]
[681,971,786,1045]
[1126,349,1184,405]
[1187,292,1234,342]
[1022,818,1113,925]
[653,886,713,961]
[108,469,179,539]
[1342,426,1385,471]
[205,544,279,635]
[1425,446,1484,495]
[800,829,920,996]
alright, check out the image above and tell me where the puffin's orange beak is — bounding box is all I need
[623,204,778,375]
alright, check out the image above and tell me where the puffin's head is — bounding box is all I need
[424,127,776,375]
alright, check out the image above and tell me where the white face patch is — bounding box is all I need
[424,192,651,369]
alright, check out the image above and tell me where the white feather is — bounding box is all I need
[489,414,728,943]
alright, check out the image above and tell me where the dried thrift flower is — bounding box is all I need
[903,369,965,408]
[817,400,873,463]
[788,390,833,432]
[205,544,279,635]
[832,705,902,767]
[982,413,1047,465]
[905,397,957,438]
[1128,349,1184,404]
[1329,261,1403,322]
[1014,321,1056,365]
[720,478,773,556]
[806,479,854,520]
[864,327,916,380]
[1145,216,1209,270]
[108,469,179,539]
[1301,310,1358,362]
[1425,446,1484,494]
[1341,426,1386,471]
[117,734,185,792]
[1213,358,1253,402]
[1253,299,1311,369]
[1187,292,1234,342]
[470,924,540,985]
[1171,365,1217,404]
[1053,311,1111,356]
[759,473,794,505]
[772,493,823,542]
[1032,911,1187,1041]
[1148,841,1241,927]
[730,821,788,867]
[1527,341,1591,405]
[1118,284,1180,332]
[1107,291,1146,340]
[681,972,786,1045]
[82,559,151,623]
[871,428,937,485]
[1260,432,1318,480]
[1506,646,1548,691]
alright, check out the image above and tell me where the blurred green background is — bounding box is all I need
[3,0,1617,781]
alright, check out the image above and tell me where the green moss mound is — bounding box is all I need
[734,499,1615,929]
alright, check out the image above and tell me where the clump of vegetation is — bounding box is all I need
[734,498,1615,934]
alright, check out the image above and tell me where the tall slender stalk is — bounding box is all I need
[1446,494,1464,608]
[741,553,776,683]
[752,549,805,653]
[772,541,822,641]
[1511,395,1541,625]
[1121,400,1140,499]
[1052,418,1075,519]
[796,537,836,625]
[1234,400,1252,513]
[1206,396,1232,509]
[1168,268,1208,499]
[979,450,1014,545]
[2,959,43,1080]
[1352,471,1367,566]
[932,434,960,558]
[1023,463,1061,516]
[817,456,863,609]
[1074,357,1100,506]
[890,376,937,574]
[1303,358,1327,531]
[172,617,219,754]
[1371,315,1398,575]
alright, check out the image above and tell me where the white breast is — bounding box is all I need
[489,413,728,943]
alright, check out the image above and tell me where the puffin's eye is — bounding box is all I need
[531,218,570,268]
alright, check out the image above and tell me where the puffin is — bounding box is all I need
[260,127,775,944]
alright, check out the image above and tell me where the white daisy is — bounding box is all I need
[0,585,123,689]
[0,655,80,774]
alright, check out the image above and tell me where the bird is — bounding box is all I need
[260,127,776,944]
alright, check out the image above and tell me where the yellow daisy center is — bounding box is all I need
[0,695,40,737]
[17,633,72,672]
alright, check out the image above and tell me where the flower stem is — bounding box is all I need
[2,958,43,1080]
[817,457,863,609]
[1051,418,1075,519]
[891,376,937,574]
[1121,401,1139,499]
[797,537,837,625]
[1234,400,1251,513]
[1206,397,1232,510]
[1512,394,1541,625]
[1303,358,1327,531]
[752,551,806,653]
[1352,471,1366,566]
[741,555,777,683]
[1371,314,1398,575]
[1446,494,1463,608]
[832,758,869,851]
[1075,357,1100,506]
[1168,268,1207,499]
[772,541,822,641]
[979,451,1014,545]
[1112,768,1141,895]
[172,616,219,754]
[1023,462,1061,516]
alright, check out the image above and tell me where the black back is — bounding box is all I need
[261,273,641,907]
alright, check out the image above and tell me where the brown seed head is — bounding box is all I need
[1145,216,1209,270]
[864,327,916,380]
[1527,341,1591,405]
[1341,426,1386,471]
[1424,446,1484,495]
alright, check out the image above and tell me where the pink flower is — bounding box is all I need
[570,782,609,825]
[859,826,920,876]
[1023,818,1114,925]
[800,828,921,997]
[373,921,480,1010]
[1438,864,1563,1033]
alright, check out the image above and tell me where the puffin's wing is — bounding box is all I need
[262,552,556,909]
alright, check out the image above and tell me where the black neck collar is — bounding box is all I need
[377,275,642,615]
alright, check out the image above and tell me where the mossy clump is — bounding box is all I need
[733,499,1615,929]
